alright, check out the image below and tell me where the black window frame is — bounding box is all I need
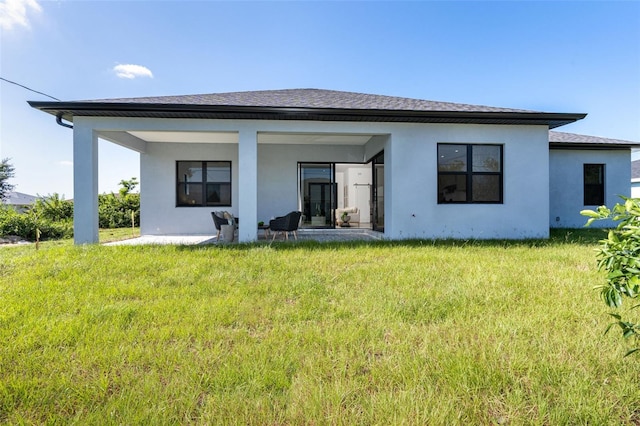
[583,163,605,206]
[437,143,503,204]
[176,161,232,207]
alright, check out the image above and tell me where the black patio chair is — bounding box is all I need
[269,211,302,241]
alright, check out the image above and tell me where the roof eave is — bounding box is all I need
[28,101,586,128]
[550,142,637,150]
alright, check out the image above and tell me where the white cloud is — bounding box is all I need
[58,160,73,167]
[113,64,154,80]
[0,0,42,31]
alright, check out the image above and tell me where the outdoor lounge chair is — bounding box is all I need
[269,211,302,241]
[211,211,229,240]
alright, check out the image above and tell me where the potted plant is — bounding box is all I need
[340,211,351,227]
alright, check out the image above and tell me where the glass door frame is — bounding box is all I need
[298,162,337,229]
[371,151,384,232]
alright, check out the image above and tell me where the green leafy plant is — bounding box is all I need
[34,193,73,222]
[98,178,140,229]
[582,196,640,356]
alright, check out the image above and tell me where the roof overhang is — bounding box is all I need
[550,143,637,150]
[28,101,586,129]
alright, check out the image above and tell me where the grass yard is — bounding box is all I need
[1,229,640,424]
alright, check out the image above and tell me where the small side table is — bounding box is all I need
[258,224,271,239]
[340,215,351,227]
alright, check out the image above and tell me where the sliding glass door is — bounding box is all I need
[299,163,336,228]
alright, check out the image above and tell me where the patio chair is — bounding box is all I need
[211,211,228,240]
[269,211,302,241]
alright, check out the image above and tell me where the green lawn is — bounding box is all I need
[1,229,640,424]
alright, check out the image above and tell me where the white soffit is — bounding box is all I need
[126,131,374,145]
[127,131,238,143]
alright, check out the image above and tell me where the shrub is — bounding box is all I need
[0,205,72,241]
[98,178,140,229]
[0,179,140,241]
[34,193,74,222]
[582,196,640,355]
[98,192,140,228]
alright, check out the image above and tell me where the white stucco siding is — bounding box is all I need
[96,116,553,240]
[141,140,365,235]
[257,143,364,223]
[140,142,239,235]
[386,124,550,239]
[73,118,100,244]
[550,149,631,228]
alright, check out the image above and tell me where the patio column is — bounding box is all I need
[72,119,99,244]
[238,128,258,242]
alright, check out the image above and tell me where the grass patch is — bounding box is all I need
[1,229,639,424]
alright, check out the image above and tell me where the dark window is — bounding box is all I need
[177,161,231,207]
[584,164,605,205]
[438,144,503,203]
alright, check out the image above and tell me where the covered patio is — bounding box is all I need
[104,228,383,246]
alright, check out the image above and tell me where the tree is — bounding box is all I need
[582,197,640,356]
[98,178,140,228]
[118,177,138,197]
[0,158,16,202]
[34,193,74,222]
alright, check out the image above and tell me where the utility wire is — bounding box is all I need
[0,77,61,101]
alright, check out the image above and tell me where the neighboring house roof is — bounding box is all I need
[632,159,640,182]
[549,131,640,149]
[29,88,586,129]
[3,191,37,206]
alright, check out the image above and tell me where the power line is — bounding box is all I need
[0,77,61,101]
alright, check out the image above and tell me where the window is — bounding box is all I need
[438,144,503,203]
[584,164,604,205]
[176,161,231,207]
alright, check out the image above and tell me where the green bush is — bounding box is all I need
[0,180,140,241]
[34,193,73,222]
[0,205,72,241]
[98,192,140,228]
[98,178,140,229]
[582,196,640,355]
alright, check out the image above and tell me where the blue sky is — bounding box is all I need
[1,0,639,198]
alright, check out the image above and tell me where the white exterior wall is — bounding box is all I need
[385,124,550,239]
[76,116,555,240]
[72,118,100,244]
[141,142,239,235]
[550,148,631,228]
[257,144,363,223]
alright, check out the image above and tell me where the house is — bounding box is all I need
[632,159,640,198]
[548,131,638,228]
[28,89,639,244]
[2,191,38,212]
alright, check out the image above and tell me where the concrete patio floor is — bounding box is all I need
[104,229,383,246]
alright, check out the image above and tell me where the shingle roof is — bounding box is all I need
[84,88,535,113]
[29,88,586,129]
[549,131,638,147]
[3,192,38,206]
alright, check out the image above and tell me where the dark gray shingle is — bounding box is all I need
[549,131,638,146]
[84,88,535,113]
